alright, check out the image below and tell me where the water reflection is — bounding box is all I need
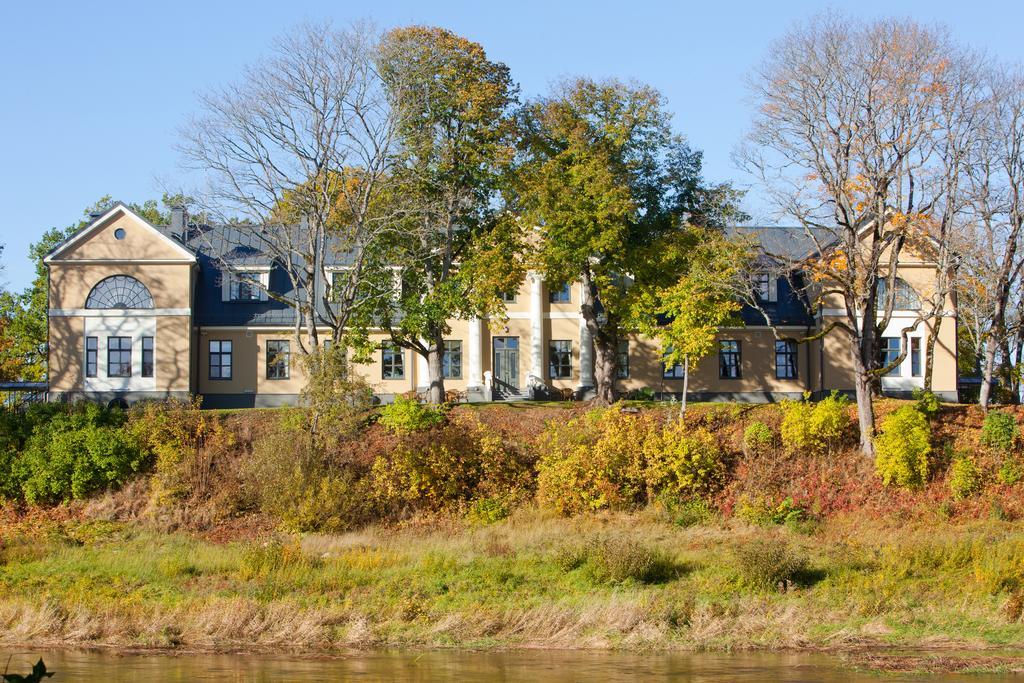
[2,648,1017,682]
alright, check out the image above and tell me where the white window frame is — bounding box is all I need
[222,266,270,302]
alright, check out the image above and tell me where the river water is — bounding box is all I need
[2,649,1020,682]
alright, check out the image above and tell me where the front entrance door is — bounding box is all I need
[492,337,520,392]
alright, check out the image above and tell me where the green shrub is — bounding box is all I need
[981,412,1019,452]
[624,387,656,401]
[742,421,774,456]
[243,425,374,533]
[779,392,852,455]
[949,455,983,500]
[998,456,1023,486]
[735,496,805,527]
[17,402,146,504]
[874,406,932,489]
[238,538,315,581]
[555,537,676,584]
[378,396,445,434]
[735,538,807,592]
[912,388,941,420]
[665,498,715,528]
[467,495,512,525]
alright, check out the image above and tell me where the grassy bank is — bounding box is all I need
[2,398,1024,656]
[2,510,1024,653]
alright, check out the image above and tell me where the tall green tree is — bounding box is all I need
[511,78,746,403]
[374,26,524,403]
[0,196,178,381]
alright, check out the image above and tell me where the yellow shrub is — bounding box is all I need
[370,414,530,513]
[536,408,649,515]
[644,424,725,501]
[537,408,725,516]
[874,406,931,489]
[780,392,852,456]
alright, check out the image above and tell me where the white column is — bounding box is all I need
[467,317,483,388]
[529,271,544,383]
[578,284,595,389]
[416,340,428,390]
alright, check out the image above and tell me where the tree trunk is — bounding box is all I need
[980,331,999,410]
[579,269,618,405]
[851,344,877,458]
[678,354,689,419]
[1013,329,1024,402]
[423,329,446,404]
[924,316,942,393]
[999,336,1019,405]
[592,336,617,405]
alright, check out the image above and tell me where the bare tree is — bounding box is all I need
[180,22,400,355]
[739,14,972,456]
[965,67,1024,408]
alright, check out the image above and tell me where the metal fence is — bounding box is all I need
[0,382,48,411]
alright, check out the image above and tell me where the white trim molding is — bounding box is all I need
[45,204,196,263]
[83,315,157,393]
[50,308,191,317]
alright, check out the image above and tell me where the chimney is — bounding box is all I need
[170,205,186,234]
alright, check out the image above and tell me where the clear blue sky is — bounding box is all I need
[1,0,1022,292]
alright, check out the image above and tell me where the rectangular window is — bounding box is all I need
[663,347,685,379]
[755,273,770,299]
[382,342,404,379]
[266,340,290,380]
[443,340,463,379]
[141,336,154,378]
[911,337,922,377]
[754,273,777,303]
[230,271,263,301]
[880,337,902,376]
[719,340,741,379]
[616,340,630,379]
[499,290,518,304]
[85,336,98,378]
[209,340,233,380]
[775,340,797,380]
[107,336,132,378]
[549,283,571,303]
[549,340,572,379]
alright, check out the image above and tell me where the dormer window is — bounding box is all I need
[231,272,261,301]
[222,268,269,302]
[755,273,778,303]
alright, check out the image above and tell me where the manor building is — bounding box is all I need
[44,203,960,407]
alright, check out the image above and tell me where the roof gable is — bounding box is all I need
[44,203,196,264]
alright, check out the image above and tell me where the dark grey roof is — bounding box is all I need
[169,222,365,328]
[726,225,834,261]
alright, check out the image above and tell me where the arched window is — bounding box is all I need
[85,276,154,310]
[876,277,920,311]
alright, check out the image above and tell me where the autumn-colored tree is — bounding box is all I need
[372,26,524,403]
[511,77,745,404]
[740,14,977,455]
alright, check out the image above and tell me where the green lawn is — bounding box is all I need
[3,510,1024,653]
